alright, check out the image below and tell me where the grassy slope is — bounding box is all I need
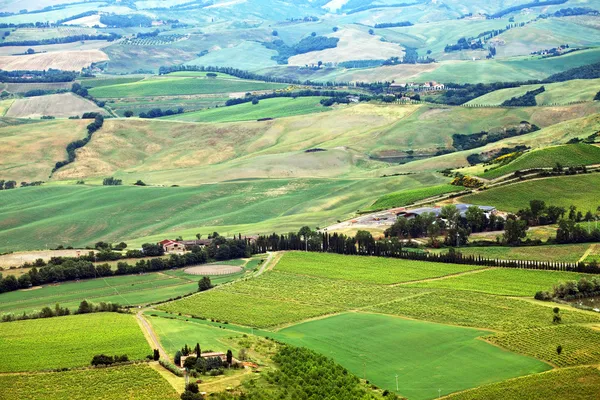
[161,97,330,123]
[0,313,149,372]
[466,79,600,106]
[274,313,549,400]
[0,364,179,400]
[89,76,288,98]
[446,366,600,400]
[366,184,462,210]
[432,243,591,263]
[480,144,600,179]
[462,173,600,213]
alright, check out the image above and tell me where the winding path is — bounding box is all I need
[136,309,169,361]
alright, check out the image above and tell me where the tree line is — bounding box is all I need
[0,69,77,83]
[501,86,545,107]
[1,299,123,323]
[0,33,120,47]
[488,0,567,18]
[0,235,260,295]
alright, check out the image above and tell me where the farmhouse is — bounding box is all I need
[178,239,212,248]
[399,204,496,219]
[159,239,185,253]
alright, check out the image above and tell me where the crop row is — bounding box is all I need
[486,324,600,367]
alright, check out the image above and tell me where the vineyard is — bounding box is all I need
[368,289,600,331]
[446,366,600,400]
[0,313,150,372]
[0,271,198,315]
[275,252,484,284]
[486,324,600,367]
[0,364,179,400]
[121,34,188,46]
[407,268,591,297]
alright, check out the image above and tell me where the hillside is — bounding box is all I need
[5,93,108,119]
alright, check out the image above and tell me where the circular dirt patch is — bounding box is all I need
[184,265,242,276]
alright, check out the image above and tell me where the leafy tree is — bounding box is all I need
[272,30,278,36]
[595,91,600,101]
[368,29,374,35]
[174,350,182,366]
[198,276,213,292]
[298,226,312,250]
[557,345,563,355]
[465,206,486,232]
[78,300,93,314]
[251,98,259,105]
[503,216,528,245]
[183,356,197,369]
[124,110,134,117]
[153,349,160,361]
[226,349,233,365]
[134,180,146,186]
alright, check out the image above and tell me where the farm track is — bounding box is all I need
[579,244,598,263]
[136,310,169,361]
[392,267,496,286]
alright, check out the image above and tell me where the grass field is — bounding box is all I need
[366,184,462,210]
[431,244,591,263]
[80,76,146,88]
[480,144,600,179]
[487,324,600,367]
[407,268,590,297]
[162,97,330,123]
[274,312,550,400]
[463,173,600,213]
[368,289,600,331]
[0,271,197,315]
[466,79,600,106]
[0,50,108,71]
[88,76,288,98]
[275,252,484,284]
[0,364,179,400]
[0,313,149,372]
[446,366,600,400]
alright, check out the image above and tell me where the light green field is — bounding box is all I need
[432,244,591,263]
[5,27,97,42]
[480,144,600,179]
[462,173,600,213]
[0,313,149,372]
[369,289,600,331]
[0,271,197,315]
[162,97,330,123]
[447,366,600,400]
[407,268,590,297]
[466,79,600,106]
[273,312,550,400]
[366,184,462,210]
[487,324,600,367]
[185,41,279,71]
[108,97,229,117]
[80,76,146,88]
[89,76,288,98]
[0,364,179,400]
[275,252,484,284]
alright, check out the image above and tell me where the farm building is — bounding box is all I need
[178,352,235,367]
[158,239,185,253]
[178,239,212,249]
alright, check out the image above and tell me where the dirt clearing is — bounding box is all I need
[5,92,108,118]
[184,265,243,275]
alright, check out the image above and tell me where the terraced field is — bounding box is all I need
[0,313,149,372]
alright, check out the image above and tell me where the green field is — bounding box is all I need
[80,77,146,88]
[368,289,600,331]
[275,252,484,284]
[0,271,197,315]
[0,313,149,372]
[162,97,330,123]
[0,364,178,400]
[466,79,600,107]
[407,268,589,297]
[446,366,600,400]
[487,325,600,367]
[366,184,462,210]
[273,312,550,400]
[88,76,288,98]
[432,244,591,263]
[463,173,600,213]
[480,144,600,179]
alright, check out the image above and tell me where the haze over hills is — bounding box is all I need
[1,0,600,399]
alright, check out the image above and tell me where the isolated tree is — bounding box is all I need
[198,276,213,292]
[26,48,35,54]
[124,110,134,117]
[557,345,563,355]
[553,307,562,324]
[226,349,233,365]
[134,180,146,186]
[195,343,201,357]
[595,91,600,101]
[311,31,316,37]
[332,26,339,32]
[368,29,374,35]
[153,349,160,361]
[251,98,259,105]
[174,350,182,366]
[195,233,202,240]
[272,30,278,36]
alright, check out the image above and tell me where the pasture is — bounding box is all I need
[0,364,179,400]
[479,144,600,179]
[88,76,288,98]
[366,184,461,210]
[274,312,550,400]
[0,313,149,372]
[446,366,600,400]
[5,93,107,119]
[0,271,198,315]
[462,173,600,213]
[431,243,591,263]
[162,96,330,123]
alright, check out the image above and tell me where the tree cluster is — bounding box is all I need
[489,0,567,18]
[91,354,129,366]
[99,14,153,27]
[373,21,413,28]
[1,299,122,323]
[536,276,600,301]
[0,69,77,83]
[139,107,184,118]
[53,113,104,172]
[501,86,545,107]
[452,122,539,150]
[0,33,119,47]
[263,35,340,64]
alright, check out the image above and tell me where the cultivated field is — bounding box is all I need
[0,50,108,71]
[274,312,549,400]
[366,184,461,211]
[0,364,179,400]
[0,313,149,372]
[431,243,592,263]
[0,249,95,268]
[5,93,107,119]
[463,173,600,213]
